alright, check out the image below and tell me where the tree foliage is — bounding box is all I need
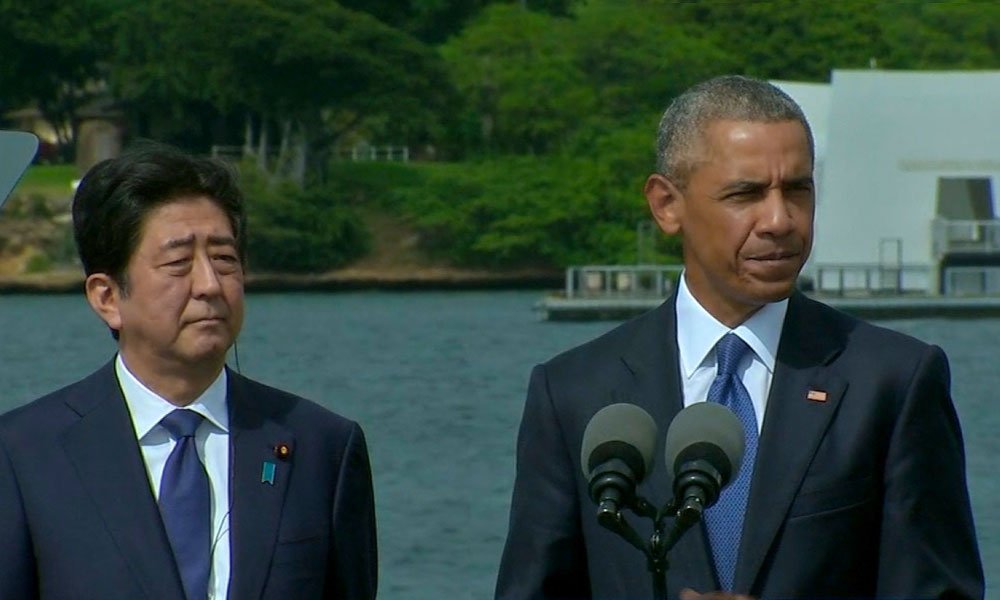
[0,0,118,156]
[240,163,370,273]
[4,0,997,272]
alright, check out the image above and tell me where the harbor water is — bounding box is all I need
[0,291,996,598]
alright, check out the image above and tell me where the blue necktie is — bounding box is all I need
[704,333,758,592]
[159,410,211,600]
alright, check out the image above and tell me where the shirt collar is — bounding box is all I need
[116,353,230,441]
[675,273,788,379]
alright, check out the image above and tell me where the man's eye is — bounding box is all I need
[727,190,759,201]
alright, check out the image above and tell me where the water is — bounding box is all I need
[1,291,996,598]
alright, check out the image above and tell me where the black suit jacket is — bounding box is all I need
[496,292,983,599]
[0,361,377,600]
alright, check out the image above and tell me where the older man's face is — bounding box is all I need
[110,195,245,376]
[648,119,814,326]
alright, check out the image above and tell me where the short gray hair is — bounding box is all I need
[655,75,814,187]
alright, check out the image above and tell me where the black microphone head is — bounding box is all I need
[664,402,745,488]
[580,403,658,483]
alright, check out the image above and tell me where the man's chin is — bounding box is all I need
[180,336,234,367]
[745,277,799,304]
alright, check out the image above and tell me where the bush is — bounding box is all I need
[25,251,53,273]
[241,165,370,273]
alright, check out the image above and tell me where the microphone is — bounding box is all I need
[663,402,745,526]
[580,403,658,517]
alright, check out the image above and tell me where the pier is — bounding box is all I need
[537,265,1000,321]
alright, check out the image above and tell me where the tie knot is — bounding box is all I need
[160,409,204,440]
[715,333,751,376]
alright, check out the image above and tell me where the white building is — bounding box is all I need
[776,70,1000,296]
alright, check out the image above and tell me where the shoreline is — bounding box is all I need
[0,267,564,294]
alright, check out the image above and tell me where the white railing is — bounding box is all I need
[564,265,683,299]
[332,145,409,162]
[932,218,1000,256]
[812,264,931,296]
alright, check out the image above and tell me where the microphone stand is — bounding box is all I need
[594,495,704,600]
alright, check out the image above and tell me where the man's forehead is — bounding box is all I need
[139,196,236,246]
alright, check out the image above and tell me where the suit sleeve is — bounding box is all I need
[328,422,378,600]
[495,364,591,600]
[0,434,38,599]
[877,345,984,599]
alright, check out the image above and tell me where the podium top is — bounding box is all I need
[0,130,40,210]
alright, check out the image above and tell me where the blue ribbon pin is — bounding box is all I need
[261,461,276,485]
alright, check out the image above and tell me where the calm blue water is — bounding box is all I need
[0,291,996,598]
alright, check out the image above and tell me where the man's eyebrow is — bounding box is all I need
[783,175,814,188]
[159,234,237,251]
[161,234,195,251]
[719,176,814,195]
[207,234,237,247]
[720,179,768,194]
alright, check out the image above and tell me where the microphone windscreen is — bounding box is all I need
[664,402,745,486]
[580,403,658,482]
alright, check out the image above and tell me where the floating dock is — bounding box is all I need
[537,265,1000,321]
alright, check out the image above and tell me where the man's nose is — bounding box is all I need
[756,190,796,237]
[191,253,223,297]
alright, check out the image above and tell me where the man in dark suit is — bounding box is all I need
[495,76,983,599]
[0,144,377,599]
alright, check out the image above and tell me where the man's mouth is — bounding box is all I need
[747,250,798,261]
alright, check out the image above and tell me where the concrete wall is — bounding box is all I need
[811,70,1000,280]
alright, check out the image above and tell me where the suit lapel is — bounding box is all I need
[61,362,185,599]
[227,371,294,600]
[619,297,717,592]
[734,293,848,593]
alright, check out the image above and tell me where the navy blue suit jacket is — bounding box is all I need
[496,292,983,599]
[0,361,377,599]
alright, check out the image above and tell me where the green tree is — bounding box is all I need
[441,4,597,155]
[110,0,453,181]
[880,0,999,68]
[570,1,736,120]
[0,0,119,159]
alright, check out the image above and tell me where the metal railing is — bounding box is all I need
[812,264,931,296]
[942,266,1000,296]
[932,218,1000,256]
[331,145,409,162]
[564,265,683,299]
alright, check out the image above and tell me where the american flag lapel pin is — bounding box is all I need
[806,389,828,403]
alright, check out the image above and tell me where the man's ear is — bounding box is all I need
[644,174,683,236]
[85,273,123,333]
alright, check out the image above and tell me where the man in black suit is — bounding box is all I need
[0,144,377,599]
[495,75,983,599]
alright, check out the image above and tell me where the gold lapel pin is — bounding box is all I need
[273,443,292,460]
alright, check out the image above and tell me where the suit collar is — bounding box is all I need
[61,360,187,599]
[64,363,298,600]
[621,293,852,594]
[675,274,788,378]
[735,292,849,593]
[619,295,719,593]
[227,369,295,600]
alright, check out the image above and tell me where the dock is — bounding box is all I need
[537,265,1000,321]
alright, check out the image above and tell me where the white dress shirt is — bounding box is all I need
[674,275,789,432]
[116,355,231,600]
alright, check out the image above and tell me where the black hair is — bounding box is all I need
[72,141,247,289]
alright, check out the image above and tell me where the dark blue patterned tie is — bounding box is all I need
[159,410,210,600]
[704,333,758,592]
